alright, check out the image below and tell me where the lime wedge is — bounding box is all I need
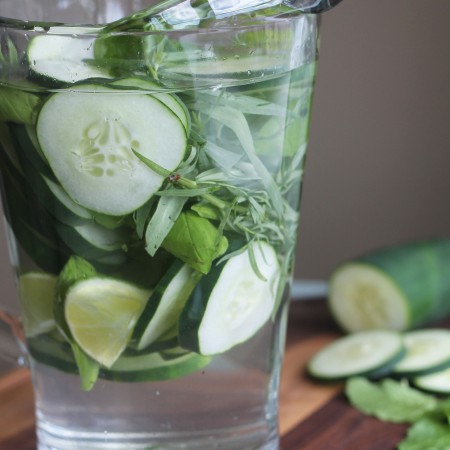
[65,277,150,368]
[19,272,57,337]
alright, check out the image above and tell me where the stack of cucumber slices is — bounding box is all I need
[24,239,280,387]
[308,328,450,395]
[309,239,450,395]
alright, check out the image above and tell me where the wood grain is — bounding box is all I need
[0,368,35,450]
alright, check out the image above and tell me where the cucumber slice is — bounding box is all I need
[307,330,405,381]
[178,241,280,356]
[56,221,128,263]
[9,123,53,179]
[10,124,95,225]
[328,239,450,332]
[111,78,190,133]
[29,332,209,382]
[132,260,198,351]
[102,350,211,383]
[0,123,23,174]
[36,85,187,215]
[27,35,110,85]
[414,367,450,395]
[124,335,179,356]
[28,334,79,375]
[43,175,94,224]
[393,329,450,376]
[0,147,70,273]
[161,54,286,83]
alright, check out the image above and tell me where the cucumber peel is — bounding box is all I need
[328,239,450,332]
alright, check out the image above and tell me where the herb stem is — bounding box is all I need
[132,149,245,213]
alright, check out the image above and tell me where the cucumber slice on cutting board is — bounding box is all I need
[328,239,450,332]
[178,241,280,356]
[414,367,450,395]
[132,260,198,351]
[393,329,450,376]
[36,84,187,215]
[307,330,405,381]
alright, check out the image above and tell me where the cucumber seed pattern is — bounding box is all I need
[73,113,140,177]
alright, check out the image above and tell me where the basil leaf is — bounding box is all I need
[162,211,228,274]
[398,415,450,450]
[346,377,437,424]
[0,86,41,125]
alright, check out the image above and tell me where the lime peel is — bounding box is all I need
[65,277,150,368]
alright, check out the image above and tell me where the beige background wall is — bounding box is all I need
[0,0,449,303]
[294,0,450,279]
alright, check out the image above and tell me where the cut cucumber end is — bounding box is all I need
[328,263,410,333]
[307,329,405,381]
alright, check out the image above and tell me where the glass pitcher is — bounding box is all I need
[0,1,320,448]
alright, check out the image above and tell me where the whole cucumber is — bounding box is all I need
[328,239,450,332]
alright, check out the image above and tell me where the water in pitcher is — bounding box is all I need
[0,2,318,448]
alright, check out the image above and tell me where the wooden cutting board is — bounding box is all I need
[0,300,409,450]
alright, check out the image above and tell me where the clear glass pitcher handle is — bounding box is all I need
[0,220,26,369]
[0,309,27,367]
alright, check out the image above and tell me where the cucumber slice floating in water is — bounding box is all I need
[56,221,128,262]
[178,241,280,356]
[27,35,110,85]
[307,330,405,381]
[328,239,450,332]
[36,85,187,215]
[111,78,190,133]
[393,329,450,376]
[103,350,211,383]
[29,333,210,383]
[132,260,198,351]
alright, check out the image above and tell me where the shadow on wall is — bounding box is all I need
[295,0,450,279]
